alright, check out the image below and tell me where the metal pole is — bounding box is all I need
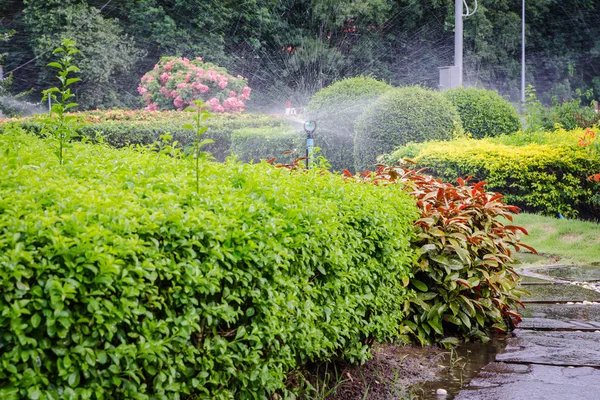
[521,0,526,103]
[455,0,463,86]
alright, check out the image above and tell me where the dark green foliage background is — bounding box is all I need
[1,0,600,109]
[0,130,418,399]
[354,86,461,172]
[443,87,522,138]
[305,76,392,172]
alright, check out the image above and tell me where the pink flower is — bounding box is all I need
[195,57,203,62]
[174,96,185,108]
[160,72,170,83]
[218,80,228,89]
[138,85,148,95]
[242,86,251,97]
[145,103,159,111]
[229,90,237,98]
[199,84,209,94]
[177,83,188,89]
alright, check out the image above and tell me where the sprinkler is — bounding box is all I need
[304,120,316,169]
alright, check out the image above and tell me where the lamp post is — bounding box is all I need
[521,0,526,103]
[304,120,316,170]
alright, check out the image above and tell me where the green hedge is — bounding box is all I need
[230,126,304,164]
[0,130,418,399]
[388,134,600,219]
[1,113,288,162]
[442,87,521,138]
[354,86,461,172]
[305,76,393,172]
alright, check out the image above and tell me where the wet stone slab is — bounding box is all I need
[455,363,600,400]
[519,275,552,284]
[521,283,600,303]
[497,330,600,367]
[527,265,600,282]
[519,303,600,329]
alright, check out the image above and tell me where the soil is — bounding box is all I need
[296,344,445,400]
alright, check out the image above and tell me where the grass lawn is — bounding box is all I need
[512,212,600,265]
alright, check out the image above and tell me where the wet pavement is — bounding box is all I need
[430,264,600,400]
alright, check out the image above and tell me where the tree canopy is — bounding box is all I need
[1,0,599,110]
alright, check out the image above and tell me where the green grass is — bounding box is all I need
[513,212,600,265]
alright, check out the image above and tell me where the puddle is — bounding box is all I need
[410,335,510,399]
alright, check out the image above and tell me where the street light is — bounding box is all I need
[522,0,526,103]
[304,120,316,169]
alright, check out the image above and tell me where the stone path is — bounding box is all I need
[454,265,600,400]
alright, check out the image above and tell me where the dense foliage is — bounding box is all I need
[1,112,293,162]
[523,87,599,132]
[0,129,419,399]
[443,87,521,138]
[139,57,250,112]
[387,128,600,219]
[345,165,528,344]
[305,76,392,172]
[230,126,303,164]
[354,86,461,171]
[1,1,599,110]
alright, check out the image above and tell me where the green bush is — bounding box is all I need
[0,129,418,399]
[1,113,288,162]
[523,86,599,132]
[387,134,600,219]
[354,86,461,172]
[230,126,304,164]
[442,87,521,138]
[305,76,393,172]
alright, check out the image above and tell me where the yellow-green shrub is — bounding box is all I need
[388,136,600,219]
[0,129,418,399]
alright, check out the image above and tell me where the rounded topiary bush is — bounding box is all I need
[354,86,461,172]
[442,87,521,138]
[305,76,393,172]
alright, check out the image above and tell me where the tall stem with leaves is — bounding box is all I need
[184,100,213,193]
[41,39,81,165]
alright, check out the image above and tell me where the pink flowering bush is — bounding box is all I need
[138,57,251,112]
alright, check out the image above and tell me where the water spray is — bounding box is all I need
[303,120,316,170]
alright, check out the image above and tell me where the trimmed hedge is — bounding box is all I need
[354,86,461,172]
[305,77,393,172]
[1,113,289,162]
[230,126,304,164]
[442,87,521,138]
[388,131,600,219]
[0,130,419,399]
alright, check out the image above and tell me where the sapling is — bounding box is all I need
[41,39,81,165]
[183,99,213,193]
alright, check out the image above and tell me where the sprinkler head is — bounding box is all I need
[304,120,316,137]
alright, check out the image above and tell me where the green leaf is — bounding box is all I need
[31,313,42,328]
[411,279,428,292]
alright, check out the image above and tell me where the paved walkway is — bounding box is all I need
[455,265,600,400]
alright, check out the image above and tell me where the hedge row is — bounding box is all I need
[387,129,600,219]
[0,113,299,163]
[0,129,419,399]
